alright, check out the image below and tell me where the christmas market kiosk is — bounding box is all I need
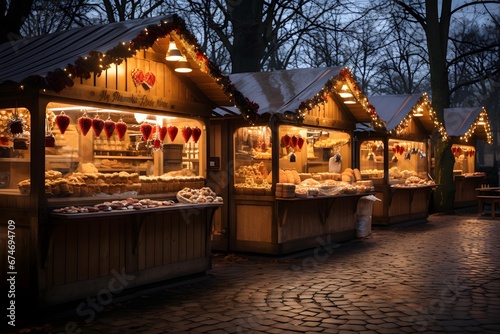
[209,67,383,255]
[355,93,446,225]
[0,16,249,309]
[444,107,493,208]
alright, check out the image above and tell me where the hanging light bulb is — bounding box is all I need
[175,56,193,73]
[339,84,353,98]
[413,107,423,117]
[477,116,485,125]
[343,96,356,104]
[165,41,183,61]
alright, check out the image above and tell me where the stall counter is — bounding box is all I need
[40,201,222,306]
[230,193,368,255]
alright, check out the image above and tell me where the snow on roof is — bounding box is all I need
[0,16,173,84]
[228,67,345,115]
[368,93,425,131]
[444,107,492,143]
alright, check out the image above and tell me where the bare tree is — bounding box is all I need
[160,0,353,73]
[0,0,35,43]
[391,0,500,212]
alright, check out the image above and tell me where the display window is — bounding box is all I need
[359,139,385,183]
[15,102,206,198]
[0,107,31,195]
[451,144,476,175]
[232,124,373,197]
[233,126,272,195]
[388,139,430,186]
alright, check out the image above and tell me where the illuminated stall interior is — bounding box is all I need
[444,107,493,175]
[356,93,446,224]
[211,66,383,253]
[444,107,493,207]
[359,93,446,186]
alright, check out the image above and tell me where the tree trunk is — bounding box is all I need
[0,0,34,43]
[425,0,455,213]
[228,0,264,73]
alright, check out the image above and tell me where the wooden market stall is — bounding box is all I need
[444,107,493,208]
[209,67,384,255]
[0,16,246,310]
[355,93,445,225]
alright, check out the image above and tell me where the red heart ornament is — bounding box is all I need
[181,126,192,143]
[104,118,115,139]
[159,126,167,142]
[55,112,71,134]
[153,139,161,149]
[291,135,298,149]
[282,134,291,147]
[115,119,127,140]
[131,68,144,87]
[144,72,156,89]
[167,125,178,142]
[140,123,152,141]
[297,136,305,150]
[78,115,92,136]
[92,117,105,137]
[191,126,202,143]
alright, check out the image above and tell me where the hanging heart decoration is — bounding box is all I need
[115,118,127,140]
[281,134,291,147]
[143,72,156,89]
[159,126,168,142]
[77,113,92,136]
[167,125,178,142]
[297,135,305,150]
[153,139,162,150]
[55,111,71,134]
[104,117,116,139]
[140,123,152,141]
[92,115,105,137]
[290,135,298,149]
[191,126,202,143]
[131,68,145,87]
[181,126,192,143]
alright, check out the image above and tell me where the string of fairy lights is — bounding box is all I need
[296,67,385,130]
[389,93,449,141]
[11,16,494,143]
[17,15,260,124]
[459,107,493,144]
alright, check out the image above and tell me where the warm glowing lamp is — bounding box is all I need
[413,107,423,117]
[165,41,183,61]
[174,56,193,73]
[339,84,353,98]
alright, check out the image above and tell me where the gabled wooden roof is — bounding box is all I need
[0,15,237,108]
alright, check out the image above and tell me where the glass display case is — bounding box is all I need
[278,125,351,174]
[233,126,272,195]
[232,124,375,197]
[452,144,475,175]
[359,139,385,184]
[387,139,429,185]
[7,102,207,199]
[0,107,31,195]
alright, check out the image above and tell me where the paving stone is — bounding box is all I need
[11,211,500,334]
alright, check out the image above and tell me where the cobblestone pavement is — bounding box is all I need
[11,210,500,333]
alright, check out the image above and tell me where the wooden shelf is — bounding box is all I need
[94,155,152,160]
[0,158,29,162]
